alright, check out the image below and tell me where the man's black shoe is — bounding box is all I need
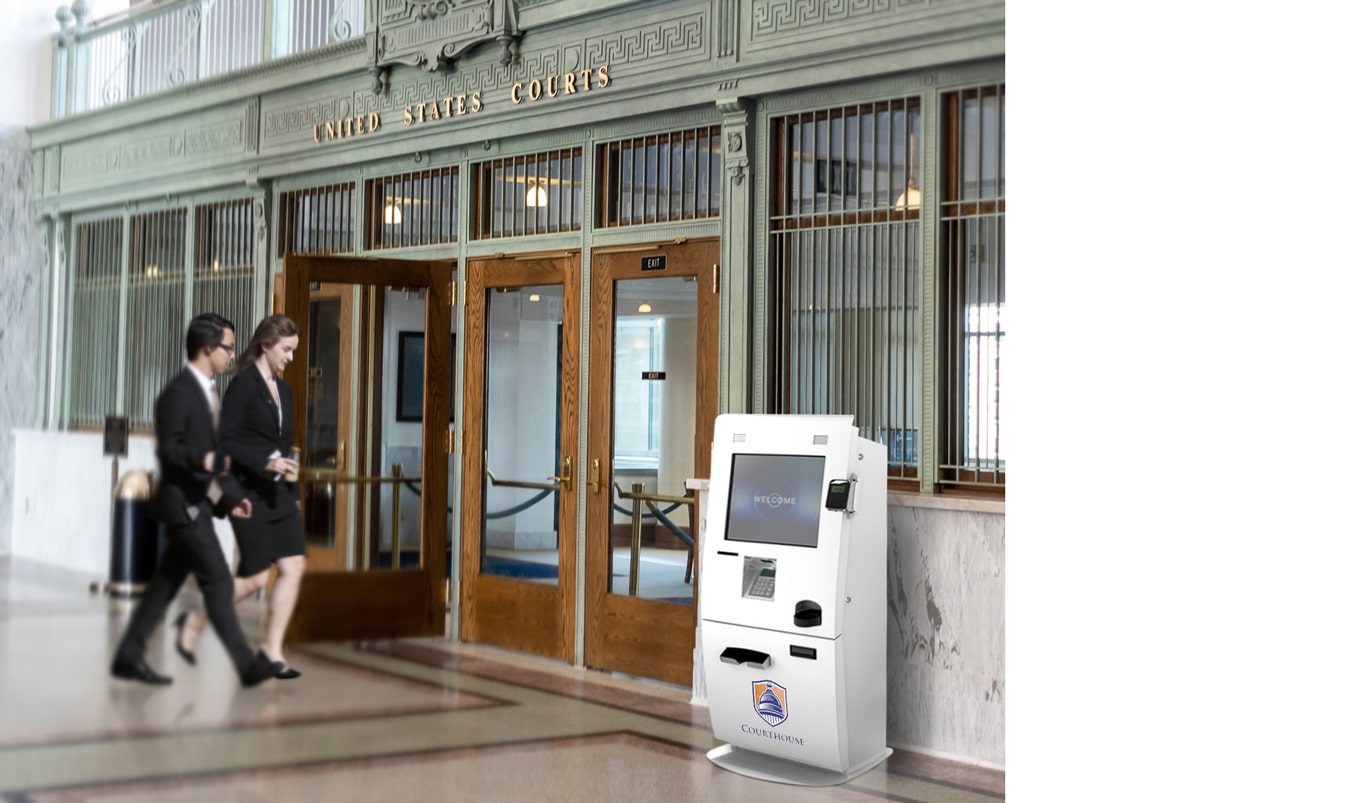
[240,651,283,687]
[111,656,173,686]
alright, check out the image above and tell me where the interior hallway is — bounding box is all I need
[0,557,1004,801]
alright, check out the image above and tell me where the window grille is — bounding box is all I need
[194,199,256,396]
[940,85,1005,490]
[472,149,582,239]
[768,99,923,479]
[366,166,459,250]
[597,127,721,227]
[124,208,190,431]
[278,182,356,257]
[69,217,124,430]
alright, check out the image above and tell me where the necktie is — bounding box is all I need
[208,379,221,429]
[207,379,222,505]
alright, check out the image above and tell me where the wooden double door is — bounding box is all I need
[459,238,719,685]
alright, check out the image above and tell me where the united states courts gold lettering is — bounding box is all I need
[309,67,612,144]
[403,92,484,127]
[313,113,382,143]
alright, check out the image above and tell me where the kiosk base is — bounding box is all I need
[706,744,893,787]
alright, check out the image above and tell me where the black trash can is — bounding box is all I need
[108,470,162,598]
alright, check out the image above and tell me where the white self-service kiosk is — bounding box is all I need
[701,414,890,786]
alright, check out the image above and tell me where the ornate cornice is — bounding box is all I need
[372,0,521,85]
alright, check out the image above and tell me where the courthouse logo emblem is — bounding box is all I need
[752,680,788,727]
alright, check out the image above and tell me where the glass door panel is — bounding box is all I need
[482,283,565,584]
[302,287,352,571]
[608,277,698,603]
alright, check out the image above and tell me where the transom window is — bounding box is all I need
[472,149,582,239]
[596,127,721,227]
[366,166,459,250]
[277,182,356,256]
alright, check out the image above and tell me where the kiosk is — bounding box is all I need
[701,414,890,785]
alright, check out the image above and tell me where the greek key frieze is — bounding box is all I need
[750,0,929,38]
[582,14,705,67]
[263,98,354,138]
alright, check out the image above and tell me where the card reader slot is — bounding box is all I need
[789,645,817,660]
[719,647,772,669]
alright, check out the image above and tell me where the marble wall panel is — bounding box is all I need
[886,503,1005,766]
[9,430,236,576]
[0,125,39,558]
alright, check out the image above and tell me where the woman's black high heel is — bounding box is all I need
[173,611,197,666]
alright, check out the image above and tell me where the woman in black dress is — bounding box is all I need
[176,314,306,678]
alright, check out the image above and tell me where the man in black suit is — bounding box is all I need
[110,313,280,687]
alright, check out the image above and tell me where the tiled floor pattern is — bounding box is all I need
[0,557,1003,801]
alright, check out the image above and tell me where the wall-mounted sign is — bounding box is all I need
[309,65,612,146]
[641,371,667,381]
[641,255,666,272]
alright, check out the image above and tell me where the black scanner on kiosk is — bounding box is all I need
[794,599,822,627]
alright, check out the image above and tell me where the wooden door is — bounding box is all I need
[460,252,580,662]
[583,239,719,685]
[282,255,453,642]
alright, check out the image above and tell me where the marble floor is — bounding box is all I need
[0,557,1004,802]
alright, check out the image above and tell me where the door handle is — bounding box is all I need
[337,441,346,472]
[547,456,573,492]
[589,458,603,494]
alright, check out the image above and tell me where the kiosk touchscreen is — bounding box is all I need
[700,414,890,786]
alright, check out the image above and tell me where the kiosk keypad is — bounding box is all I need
[742,557,777,600]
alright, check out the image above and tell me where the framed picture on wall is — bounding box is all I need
[396,331,424,422]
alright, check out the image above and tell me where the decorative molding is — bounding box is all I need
[751,0,932,39]
[715,97,747,116]
[184,120,243,156]
[374,0,520,79]
[263,97,354,139]
[58,116,249,190]
[583,13,705,67]
[717,0,738,58]
[254,196,268,243]
[244,99,260,154]
[717,97,750,187]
